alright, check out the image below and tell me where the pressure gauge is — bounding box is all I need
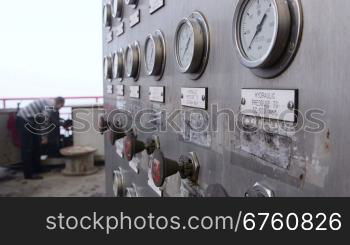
[174,11,210,80]
[233,0,303,78]
[125,42,141,81]
[103,4,113,28]
[125,0,138,8]
[144,30,166,80]
[112,0,123,20]
[113,49,124,82]
[103,56,113,81]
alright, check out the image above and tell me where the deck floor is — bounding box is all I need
[0,167,105,197]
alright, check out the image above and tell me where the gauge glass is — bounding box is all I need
[177,22,195,69]
[113,51,123,79]
[112,0,123,19]
[145,37,156,73]
[240,0,277,61]
[125,47,133,76]
[104,57,112,80]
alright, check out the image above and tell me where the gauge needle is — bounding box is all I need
[149,46,154,64]
[182,36,192,59]
[248,13,267,49]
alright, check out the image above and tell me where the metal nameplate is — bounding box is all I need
[149,0,165,14]
[115,22,124,37]
[129,9,140,28]
[116,85,124,96]
[181,88,208,110]
[130,86,140,99]
[106,31,113,43]
[241,89,298,122]
[107,85,114,94]
[149,86,165,103]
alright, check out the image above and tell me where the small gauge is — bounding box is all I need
[174,11,210,80]
[144,30,166,80]
[113,168,125,197]
[233,0,303,78]
[112,0,123,20]
[103,4,112,28]
[125,0,138,8]
[125,42,141,81]
[103,56,113,81]
[113,49,124,82]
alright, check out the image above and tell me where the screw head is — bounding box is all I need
[288,101,295,110]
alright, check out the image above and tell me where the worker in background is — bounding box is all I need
[16,97,65,180]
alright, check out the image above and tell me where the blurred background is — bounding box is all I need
[0,0,106,197]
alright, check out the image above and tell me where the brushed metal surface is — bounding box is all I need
[103,0,350,197]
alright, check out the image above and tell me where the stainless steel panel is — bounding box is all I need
[103,0,350,197]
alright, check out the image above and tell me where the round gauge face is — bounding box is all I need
[103,4,112,28]
[176,22,195,69]
[125,47,133,76]
[145,37,156,73]
[113,51,123,79]
[112,0,123,19]
[104,57,112,80]
[239,0,277,62]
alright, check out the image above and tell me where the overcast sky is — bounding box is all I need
[0,0,103,99]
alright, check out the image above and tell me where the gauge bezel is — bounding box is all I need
[175,18,204,73]
[174,11,210,80]
[103,56,113,81]
[144,30,166,80]
[113,49,124,82]
[124,41,141,81]
[103,4,113,29]
[112,0,123,20]
[113,168,125,197]
[234,0,291,69]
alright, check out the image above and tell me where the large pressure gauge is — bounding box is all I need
[103,56,113,81]
[112,0,123,20]
[125,42,141,81]
[233,0,303,78]
[113,49,124,82]
[174,11,210,80]
[103,4,113,28]
[144,30,166,80]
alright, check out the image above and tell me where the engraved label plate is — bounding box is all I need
[116,85,124,96]
[181,88,208,110]
[241,89,298,122]
[130,86,140,99]
[115,22,124,37]
[107,85,114,94]
[149,0,165,14]
[149,86,165,103]
[129,9,140,28]
[106,31,113,43]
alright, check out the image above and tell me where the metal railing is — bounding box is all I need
[0,96,104,118]
[0,96,103,110]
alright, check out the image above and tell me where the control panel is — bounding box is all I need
[102,0,350,197]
